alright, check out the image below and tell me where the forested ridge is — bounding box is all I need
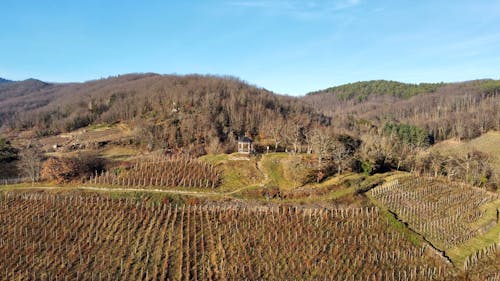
[1,74,499,188]
[3,75,499,144]
[305,79,500,141]
[307,80,444,101]
[0,74,329,151]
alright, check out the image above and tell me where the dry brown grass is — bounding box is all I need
[432,131,500,175]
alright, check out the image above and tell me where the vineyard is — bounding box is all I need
[462,249,500,280]
[0,191,455,281]
[369,176,500,251]
[87,156,222,189]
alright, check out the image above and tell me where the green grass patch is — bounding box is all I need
[383,209,424,246]
[0,181,62,191]
[368,193,424,247]
[199,153,229,164]
[88,123,115,131]
[284,186,357,204]
[98,146,138,161]
[260,153,294,189]
[259,153,313,190]
[200,153,264,192]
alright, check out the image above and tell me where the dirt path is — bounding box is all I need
[255,157,271,187]
[76,186,222,197]
[2,185,223,197]
[214,157,272,196]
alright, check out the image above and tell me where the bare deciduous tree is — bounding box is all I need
[331,141,351,175]
[310,126,334,166]
[18,144,42,184]
[266,118,285,152]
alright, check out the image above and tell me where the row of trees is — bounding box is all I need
[0,139,42,183]
[3,120,496,190]
[297,126,496,189]
[414,150,494,188]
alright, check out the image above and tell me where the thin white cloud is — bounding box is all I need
[228,1,277,8]
[333,0,361,11]
[227,0,363,19]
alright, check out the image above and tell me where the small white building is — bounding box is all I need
[237,137,254,154]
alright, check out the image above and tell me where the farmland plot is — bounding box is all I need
[87,156,222,189]
[370,176,499,249]
[0,191,452,280]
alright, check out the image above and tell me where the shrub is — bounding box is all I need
[0,138,18,163]
[41,158,79,183]
[74,154,108,179]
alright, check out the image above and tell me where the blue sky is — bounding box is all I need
[1,0,500,95]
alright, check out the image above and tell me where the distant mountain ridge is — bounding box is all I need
[0,78,13,84]
[307,80,445,101]
[0,73,499,144]
[303,79,500,140]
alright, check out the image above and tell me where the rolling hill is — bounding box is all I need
[0,74,328,152]
[304,79,500,141]
[1,75,499,149]
[1,75,499,280]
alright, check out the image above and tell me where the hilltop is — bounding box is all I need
[0,74,328,153]
[0,74,497,190]
[0,78,12,84]
[2,75,499,143]
[307,80,444,101]
[1,74,498,162]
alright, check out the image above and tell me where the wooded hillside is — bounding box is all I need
[0,74,328,151]
[2,75,499,149]
[304,80,500,141]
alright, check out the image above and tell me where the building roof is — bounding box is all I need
[238,136,253,143]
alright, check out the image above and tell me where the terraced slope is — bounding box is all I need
[369,176,500,275]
